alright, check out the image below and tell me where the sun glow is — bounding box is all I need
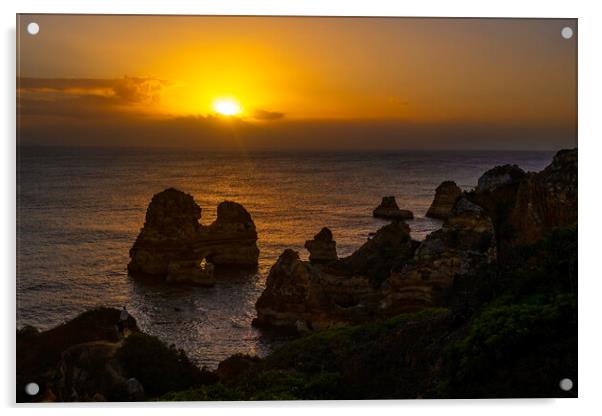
[212,98,242,116]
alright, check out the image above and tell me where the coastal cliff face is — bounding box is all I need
[381,197,496,315]
[467,149,577,258]
[128,189,259,284]
[255,149,577,332]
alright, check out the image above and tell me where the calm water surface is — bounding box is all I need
[17,147,554,368]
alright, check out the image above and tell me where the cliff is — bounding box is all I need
[255,149,577,332]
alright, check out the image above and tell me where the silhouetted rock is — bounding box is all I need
[333,221,418,287]
[128,189,259,283]
[17,307,216,402]
[202,201,260,265]
[128,188,202,277]
[426,181,462,219]
[477,164,526,192]
[373,196,413,220]
[254,222,417,331]
[304,227,338,264]
[17,308,139,402]
[382,197,496,315]
[54,340,132,402]
[254,150,577,333]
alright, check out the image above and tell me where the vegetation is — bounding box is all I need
[439,226,577,398]
[160,226,577,400]
[18,227,577,401]
[116,333,217,397]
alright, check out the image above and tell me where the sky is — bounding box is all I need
[17,15,577,150]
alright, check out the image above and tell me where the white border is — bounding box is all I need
[2,0,601,415]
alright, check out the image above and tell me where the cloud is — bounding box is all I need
[253,108,285,120]
[18,76,169,105]
[17,76,172,123]
[112,77,168,103]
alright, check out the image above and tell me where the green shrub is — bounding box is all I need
[440,294,577,397]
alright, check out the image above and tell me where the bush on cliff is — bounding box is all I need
[116,333,217,397]
[439,226,577,398]
[161,308,451,401]
[439,294,577,398]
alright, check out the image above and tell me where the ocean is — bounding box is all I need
[16,146,555,368]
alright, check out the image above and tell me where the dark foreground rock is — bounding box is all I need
[373,196,413,220]
[426,181,462,219]
[16,308,215,402]
[128,188,259,284]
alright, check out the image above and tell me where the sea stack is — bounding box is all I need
[426,181,462,219]
[373,196,413,220]
[202,201,260,266]
[128,188,203,278]
[304,227,338,264]
[128,188,259,284]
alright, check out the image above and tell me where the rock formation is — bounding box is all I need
[304,227,338,264]
[17,308,140,402]
[373,196,414,220]
[128,189,259,284]
[54,340,143,402]
[426,181,462,219]
[201,201,260,265]
[476,164,526,192]
[255,149,577,333]
[468,149,577,257]
[381,197,496,315]
[128,188,203,277]
[254,222,417,331]
[17,308,216,402]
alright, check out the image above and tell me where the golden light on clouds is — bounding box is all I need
[16,15,577,150]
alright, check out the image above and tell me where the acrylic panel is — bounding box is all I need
[16,14,577,402]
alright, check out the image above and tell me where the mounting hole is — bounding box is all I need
[25,382,40,396]
[561,27,574,40]
[559,378,573,391]
[27,22,40,35]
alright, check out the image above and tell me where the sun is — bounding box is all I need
[212,98,242,116]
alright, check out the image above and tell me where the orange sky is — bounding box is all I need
[17,15,577,150]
